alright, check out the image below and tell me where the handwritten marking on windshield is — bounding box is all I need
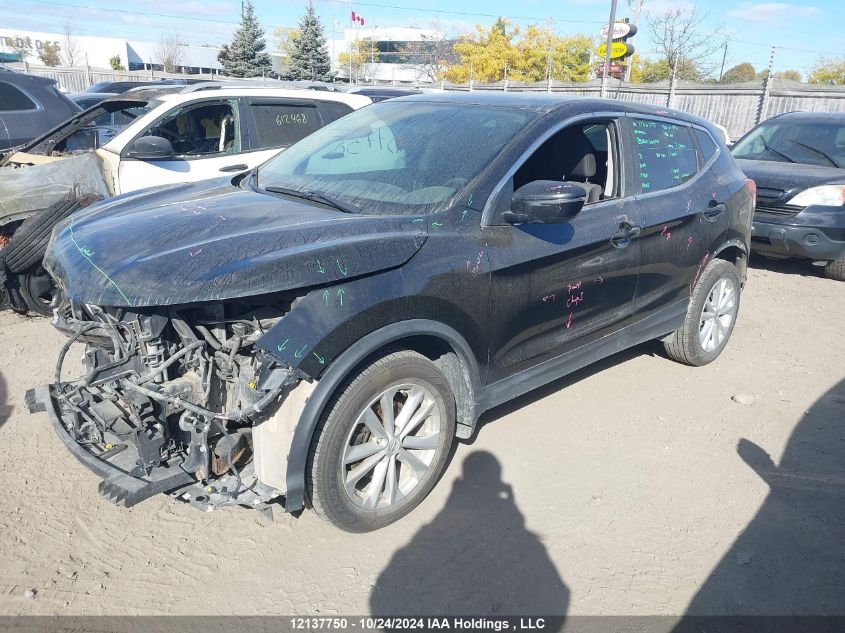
[431,221,444,229]
[313,352,325,365]
[661,225,671,241]
[294,345,308,358]
[337,288,345,306]
[322,290,330,305]
[461,209,469,221]
[317,259,325,274]
[336,260,348,276]
[543,294,556,303]
[687,236,694,250]
[189,248,203,258]
[277,339,289,352]
[411,218,424,223]
[565,312,573,329]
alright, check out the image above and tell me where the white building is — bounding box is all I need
[329,26,442,84]
[0,28,223,74]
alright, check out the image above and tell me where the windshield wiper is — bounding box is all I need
[262,186,358,214]
[760,138,796,163]
[788,139,840,167]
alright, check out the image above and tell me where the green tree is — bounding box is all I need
[774,69,802,82]
[288,0,331,81]
[721,62,756,83]
[633,57,700,83]
[38,42,61,66]
[109,54,125,71]
[218,0,273,78]
[808,58,845,84]
[338,38,373,83]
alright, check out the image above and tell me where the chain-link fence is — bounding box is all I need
[10,63,845,140]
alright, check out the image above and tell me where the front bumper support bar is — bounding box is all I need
[26,385,194,507]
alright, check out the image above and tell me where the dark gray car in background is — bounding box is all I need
[732,111,845,281]
[0,69,80,151]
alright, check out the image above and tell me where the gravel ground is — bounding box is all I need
[0,256,842,618]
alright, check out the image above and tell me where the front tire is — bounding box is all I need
[824,254,845,281]
[664,259,741,366]
[308,350,456,532]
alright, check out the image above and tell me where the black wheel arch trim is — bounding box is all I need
[283,318,483,512]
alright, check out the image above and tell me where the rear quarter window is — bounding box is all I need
[0,82,37,111]
[317,101,354,125]
[249,103,323,150]
[631,118,698,193]
[694,128,719,163]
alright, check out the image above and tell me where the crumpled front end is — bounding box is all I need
[28,296,308,513]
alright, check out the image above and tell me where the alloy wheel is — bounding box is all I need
[341,382,442,510]
[698,277,738,353]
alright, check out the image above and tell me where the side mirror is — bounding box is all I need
[505,180,587,224]
[127,136,174,160]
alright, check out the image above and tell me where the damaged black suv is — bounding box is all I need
[28,93,754,532]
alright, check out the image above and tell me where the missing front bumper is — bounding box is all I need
[26,384,283,514]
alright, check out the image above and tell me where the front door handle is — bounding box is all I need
[219,163,248,173]
[703,201,726,221]
[610,222,641,248]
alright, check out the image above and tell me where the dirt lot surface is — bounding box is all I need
[0,257,842,619]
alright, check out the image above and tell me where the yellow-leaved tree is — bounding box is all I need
[444,19,592,84]
[443,18,520,83]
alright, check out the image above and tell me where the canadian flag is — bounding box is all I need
[351,10,365,26]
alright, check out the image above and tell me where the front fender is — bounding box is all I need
[278,318,483,512]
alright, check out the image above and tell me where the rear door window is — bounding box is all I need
[0,82,37,111]
[630,118,698,193]
[316,101,354,126]
[247,100,323,150]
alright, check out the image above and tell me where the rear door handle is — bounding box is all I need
[610,223,641,248]
[219,163,248,173]
[704,202,726,221]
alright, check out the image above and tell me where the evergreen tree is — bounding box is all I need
[288,1,331,81]
[218,0,273,78]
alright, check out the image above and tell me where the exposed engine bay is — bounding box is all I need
[45,296,307,513]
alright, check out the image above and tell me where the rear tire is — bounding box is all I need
[664,259,741,366]
[824,254,845,281]
[308,350,456,532]
[17,265,56,317]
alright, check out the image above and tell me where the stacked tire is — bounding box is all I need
[0,191,101,316]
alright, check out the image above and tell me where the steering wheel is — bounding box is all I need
[444,177,469,189]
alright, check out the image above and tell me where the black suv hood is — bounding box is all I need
[736,159,845,192]
[45,178,427,307]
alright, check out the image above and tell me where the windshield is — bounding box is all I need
[255,101,533,214]
[732,119,845,168]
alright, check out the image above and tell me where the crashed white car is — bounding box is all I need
[0,84,370,314]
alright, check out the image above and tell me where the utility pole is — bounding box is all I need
[756,46,776,124]
[546,16,554,93]
[718,42,728,82]
[600,0,618,98]
[623,0,643,83]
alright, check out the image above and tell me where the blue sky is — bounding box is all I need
[3,0,844,78]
